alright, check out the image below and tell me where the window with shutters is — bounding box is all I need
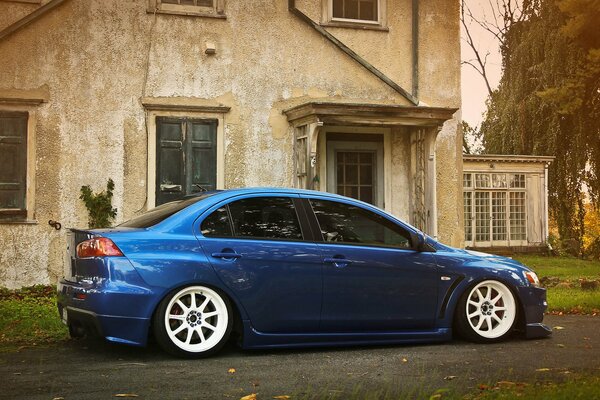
[155,117,217,206]
[0,112,28,220]
[148,0,226,18]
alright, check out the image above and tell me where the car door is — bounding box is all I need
[197,194,323,333]
[304,196,439,332]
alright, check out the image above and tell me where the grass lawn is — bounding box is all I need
[514,255,600,314]
[0,285,68,351]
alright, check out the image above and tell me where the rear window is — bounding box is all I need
[119,193,216,228]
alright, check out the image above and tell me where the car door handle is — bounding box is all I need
[324,257,353,267]
[211,252,242,259]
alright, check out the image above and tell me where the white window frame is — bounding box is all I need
[321,0,387,30]
[463,172,528,248]
[147,0,226,18]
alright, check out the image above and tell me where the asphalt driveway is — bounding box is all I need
[1,315,599,399]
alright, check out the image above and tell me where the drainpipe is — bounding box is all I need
[544,163,549,242]
[288,0,419,106]
[412,0,419,98]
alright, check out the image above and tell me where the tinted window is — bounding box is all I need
[228,197,303,240]
[201,207,232,237]
[119,193,216,228]
[310,199,412,248]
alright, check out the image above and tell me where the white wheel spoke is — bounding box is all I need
[203,311,219,318]
[468,310,480,319]
[476,289,484,301]
[492,313,502,324]
[172,323,187,336]
[468,299,480,307]
[189,293,197,309]
[185,327,194,344]
[495,306,506,311]
[475,317,484,330]
[203,322,217,331]
[199,297,211,312]
[485,316,492,330]
[169,314,185,321]
[491,293,502,304]
[176,300,188,312]
[197,328,206,342]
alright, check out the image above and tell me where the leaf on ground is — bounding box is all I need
[228,368,236,374]
[443,375,457,380]
[402,358,408,363]
[240,394,257,400]
[114,395,139,398]
[535,368,551,372]
[553,326,565,330]
[52,397,65,400]
[273,396,291,399]
[478,384,490,391]
[557,343,565,348]
[497,381,516,387]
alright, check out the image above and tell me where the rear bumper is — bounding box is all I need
[517,286,552,339]
[57,280,154,347]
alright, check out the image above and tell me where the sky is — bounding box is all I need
[460,0,504,127]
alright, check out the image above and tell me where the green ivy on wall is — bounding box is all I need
[79,179,117,229]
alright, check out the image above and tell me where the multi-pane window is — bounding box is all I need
[335,151,375,205]
[162,0,212,6]
[509,192,527,240]
[464,172,527,245]
[0,112,28,219]
[463,191,473,241]
[156,117,217,206]
[153,0,224,16]
[475,173,490,188]
[510,174,525,188]
[332,0,379,22]
[463,173,472,188]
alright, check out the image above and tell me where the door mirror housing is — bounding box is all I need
[411,231,436,253]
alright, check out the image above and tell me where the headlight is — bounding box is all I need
[524,271,540,287]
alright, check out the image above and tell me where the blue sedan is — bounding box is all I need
[57,188,551,357]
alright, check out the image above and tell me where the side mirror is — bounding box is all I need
[412,231,436,253]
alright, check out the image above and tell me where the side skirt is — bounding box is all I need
[241,321,452,350]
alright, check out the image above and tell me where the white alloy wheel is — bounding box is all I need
[465,280,516,339]
[163,286,229,354]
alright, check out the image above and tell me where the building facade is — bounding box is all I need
[463,155,554,252]
[0,0,462,288]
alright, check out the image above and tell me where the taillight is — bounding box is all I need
[76,237,123,258]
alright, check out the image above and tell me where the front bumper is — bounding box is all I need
[517,285,552,339]
[57,279,154,346]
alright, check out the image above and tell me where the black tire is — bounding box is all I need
[153,285,233,358]
[454,280,518,343]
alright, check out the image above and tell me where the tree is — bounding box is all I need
[480,0,600,256]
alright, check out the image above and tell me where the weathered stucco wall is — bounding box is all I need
[0,0,461,288]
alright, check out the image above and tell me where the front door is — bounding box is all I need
[156,117,217,206]
[326,137,384,207]
[306,197,439,331]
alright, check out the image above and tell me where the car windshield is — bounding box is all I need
[119,192,217,228]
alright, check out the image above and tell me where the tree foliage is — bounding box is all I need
[79,179,117,229]
[480,0,600,256]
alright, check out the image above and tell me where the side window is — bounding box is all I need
[200,206,232,237]
[310,199,412,249]
[228,197,303,241]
